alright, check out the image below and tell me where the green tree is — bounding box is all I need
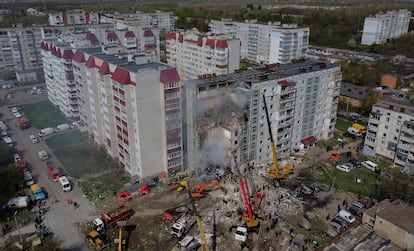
[0,141,13,166]
[361,90,380,116]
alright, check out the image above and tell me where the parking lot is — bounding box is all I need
[0,86,97,250]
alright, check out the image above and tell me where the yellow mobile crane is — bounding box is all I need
[262,94,293,179]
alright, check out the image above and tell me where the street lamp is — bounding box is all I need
[13,211,23,243]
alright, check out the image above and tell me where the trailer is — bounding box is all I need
[93,206,132,232]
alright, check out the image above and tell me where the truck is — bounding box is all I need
[344,127,362,139]
[171,213,196,238]
[93,206,132,232]
[54,123,70,132]
[17,117,30,129]
[175,236,201,251]
[235,226,248,243]
[352,123,366,134]
[30,184,46,200]
[3,196,31,210]
[38,127,54,137]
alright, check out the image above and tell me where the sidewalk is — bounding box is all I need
[0,223,36,249]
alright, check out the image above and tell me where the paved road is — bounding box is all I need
[0,87,97,250]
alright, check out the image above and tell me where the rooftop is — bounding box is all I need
[188,59,339,88]
[340,83,368,100]
[366,199,414,234]
[374,98,414,117]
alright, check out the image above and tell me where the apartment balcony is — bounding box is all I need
[368,121,379,130]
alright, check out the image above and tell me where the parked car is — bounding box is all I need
[350,159,361,167]
[331,217,348,229]
[24,171,34,186]
[13,153,21,162]
[329,221,344,234]
[3,196,31,210]
[336,164,352,172]
[30,135,39,144]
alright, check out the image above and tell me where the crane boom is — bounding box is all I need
[263,94,280,178]
[185,184,210,251]
[233,156,254,220]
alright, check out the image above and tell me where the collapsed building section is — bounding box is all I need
[182,60,341,172]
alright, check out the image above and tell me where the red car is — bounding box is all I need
[47,162,61,182]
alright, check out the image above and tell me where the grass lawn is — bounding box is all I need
[304,165,377,197]
[335,118,353,132]
[52,143,103,179]
[45,130,87,150]
[17,100,69,129]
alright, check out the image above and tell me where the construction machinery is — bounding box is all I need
[86,230,109,251]
[328,150,340,163]
[115,227,127,251]
[233,156,260,229]
[262,94,293,179]
[179,182,210,251]
[93,206,133,232]
[163,205,189,221]
[177,180,225,198]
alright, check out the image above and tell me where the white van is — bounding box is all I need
[59,176,72,192]
[361,160,378,172]
[338,210,355,224]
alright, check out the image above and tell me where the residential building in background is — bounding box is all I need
[0,26,43,71]
[361,9,411,45]
[182,60,341,171]
[48,9,99,26]
[100,11,175,31]
[165,31,240,80]
[363,98,414,174]
[209,19,309,64]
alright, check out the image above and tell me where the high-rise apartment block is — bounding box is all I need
[41,26,159,120]
[209,19,309,64]
[363,99,414,174]
[0,26,43,71]
[48,10,100,26]
[182,60,341,170]
[361,9,411,45]
[100,12,175,31]
[41,42,182,181]
[165,31,240,80]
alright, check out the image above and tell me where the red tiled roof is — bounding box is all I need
[278,80,289,86]
[206,39,215,48]
[160,68,180,84]
[178,34,184,42]
[107,32,118,41]
[166,32,176,40]
[125,31,135,38]
[111,67,132,85]
[86,33,97,41]
[143,29,154,37]
[301,136,317,145]
[40,41,50,51]
[85,56,95,68]
[216,40,228,49]
[52,46,62,58]
[72,50,85,63]
[62,49,73,60]
[99,61,110,75]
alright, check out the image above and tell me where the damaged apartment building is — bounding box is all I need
[182,59,341,171]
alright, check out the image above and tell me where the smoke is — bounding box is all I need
[197,134,230,170]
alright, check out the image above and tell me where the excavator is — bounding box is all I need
[262,94,293,179]
[177,180,225,198]
[233,155,260,229]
